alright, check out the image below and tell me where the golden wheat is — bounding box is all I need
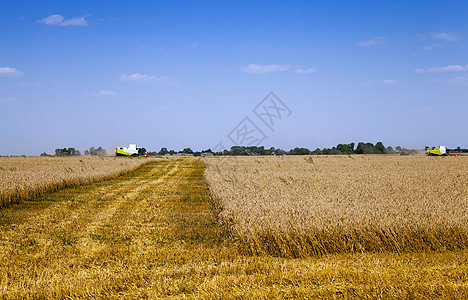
[0,156,155,207]
[204,155,468,257]
[1,157,467,298]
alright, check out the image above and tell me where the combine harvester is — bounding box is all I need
[426,146,467,156]
[115,144,148,157]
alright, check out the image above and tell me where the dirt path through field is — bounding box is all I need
[1,158,467,299]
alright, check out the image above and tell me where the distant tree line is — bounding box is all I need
[41,147,107,157]
[146,142,419,157]
[203,142,394,156]
[455,147,468,153]
[147,147,209,157]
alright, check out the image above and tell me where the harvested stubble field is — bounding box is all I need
[0,156,467,298]
[204,155,468,257]
[0,156,152,207]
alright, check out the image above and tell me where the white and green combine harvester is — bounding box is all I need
[426,146,467,156]
[115,144,147,157]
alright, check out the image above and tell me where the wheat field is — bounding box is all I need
[204,155,468,257]
[1,157,467,298]
[0,156,153,207]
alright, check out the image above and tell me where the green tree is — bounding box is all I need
[181,148,193,154]
[231,147,247,155]
[375,142,385,153]
[288,147,311,155]
[355,142,376,154]
[158,147,168,155]
[312,148,322,155]
[336,143,354,154]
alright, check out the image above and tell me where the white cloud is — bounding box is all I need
[432,32,461,42]
[430,65,468,72]
[8,97,18,102]
[119,73,178,85]
[357,37,384,47]
[191,42,198,48]
[295,67,316,74]
[0,67,24,77]
[415,65,468,74]
[37,14,87,26]
[94,90,118,96]
[120,73,156,82]
[241,64,292,74]
[414,68,426,74]
[382,79,397,85]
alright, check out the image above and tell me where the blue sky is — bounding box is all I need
[1,1,467,155]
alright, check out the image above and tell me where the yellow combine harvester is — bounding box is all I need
[427,146,448,156]
[115,144,148,157]
[426,146,466,156]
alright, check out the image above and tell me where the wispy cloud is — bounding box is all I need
[8,97,18,102]
[382,79,397,85]
[295,67,316,74]
[241,64,292,74]
[119,73,178,85]
[191,42,198,48]
[37,14,88,26]
[357,36,384,47]
[422,43,440,51]
[0,67,24,77]
[447,75,468,86]
[432,32,461,42]
[415,64,468,74]
[94,90,118,96]
[432,65,468,72]
[419,32,463,50]
[414,68,425,74]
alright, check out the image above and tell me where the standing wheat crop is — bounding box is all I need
[204,156,468,257]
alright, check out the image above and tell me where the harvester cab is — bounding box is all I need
[115,144,147,157]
